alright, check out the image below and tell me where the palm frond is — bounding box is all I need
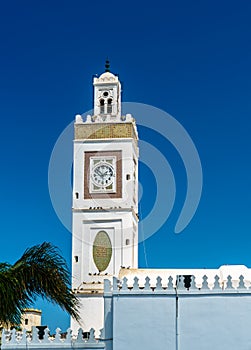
[0,263,27,325]
[0,242,80,325]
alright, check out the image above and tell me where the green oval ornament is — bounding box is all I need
[93,230,112,272]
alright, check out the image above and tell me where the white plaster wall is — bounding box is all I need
[72,211,138,287]
[93,73,121,117]
[71,296,104,336]
[20,310,41,332]
[118,265,251,289]
[72,120,139,335]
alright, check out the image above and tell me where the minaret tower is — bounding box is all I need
[71,62,139,333]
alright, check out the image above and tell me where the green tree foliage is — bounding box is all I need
[0,242,79,326]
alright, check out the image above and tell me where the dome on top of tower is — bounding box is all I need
[98,71,117,82]
[94,59,119,83]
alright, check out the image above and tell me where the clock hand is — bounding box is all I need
[104,168,112,174]
[96,169,103,177]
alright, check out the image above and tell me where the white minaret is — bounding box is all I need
[71,61,139,334]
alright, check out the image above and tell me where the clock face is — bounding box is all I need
[92,163,114,187]
[85,152,121,198]
[89,156,117,193]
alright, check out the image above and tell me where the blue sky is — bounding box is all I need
[0,0,250,330]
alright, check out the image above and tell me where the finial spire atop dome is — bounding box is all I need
[105,59,110,72]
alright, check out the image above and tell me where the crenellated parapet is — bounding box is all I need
[104,274,251,295]
[1,327,105,350]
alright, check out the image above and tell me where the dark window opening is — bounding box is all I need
[126,174,130,180]
[126,239,130,246]
[107,98,112,114]
[74,256,79,263]
[25,319,28,325]
[100,99,105,114]
[75,192,79,199]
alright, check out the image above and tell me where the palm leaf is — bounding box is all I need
[0,242,80,325]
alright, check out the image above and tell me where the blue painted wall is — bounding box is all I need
[113,295,176,350]
[106,278,251,350]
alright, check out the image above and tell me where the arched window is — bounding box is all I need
[107,98,112,114]
[100,99,105,114]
